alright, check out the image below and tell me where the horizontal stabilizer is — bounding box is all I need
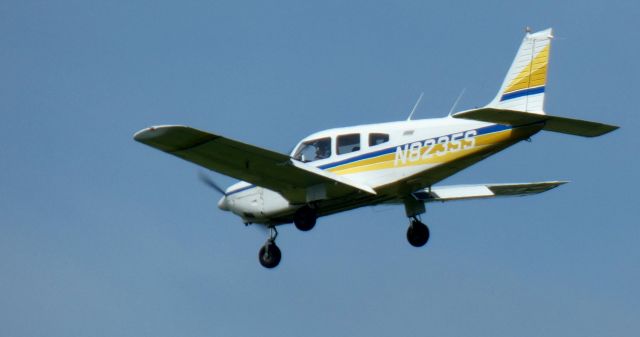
[453,108,618,137]
[412,181,568,202]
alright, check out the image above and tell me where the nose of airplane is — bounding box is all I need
[217,196,229,211]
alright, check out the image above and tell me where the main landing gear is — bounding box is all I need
[258,227,281,268]
[256,202,431,267]
[406,217,430,247]
[293,205,317,231]
[404,197,430,247]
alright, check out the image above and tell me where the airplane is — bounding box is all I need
[134,28,618,268]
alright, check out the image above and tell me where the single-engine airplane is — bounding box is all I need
[135,28,618,268]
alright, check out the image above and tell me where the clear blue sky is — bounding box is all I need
[1,1,638,336]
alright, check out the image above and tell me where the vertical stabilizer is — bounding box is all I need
[487,28,553,114]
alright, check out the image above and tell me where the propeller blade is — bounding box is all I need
[198,171,226,196]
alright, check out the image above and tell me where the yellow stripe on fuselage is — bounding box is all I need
[327,126,532,176]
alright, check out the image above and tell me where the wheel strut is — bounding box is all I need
[269,226,278,241]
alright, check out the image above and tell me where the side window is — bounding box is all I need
[336,134,360,155]
[369,133,389,146]
[293,137,331,162]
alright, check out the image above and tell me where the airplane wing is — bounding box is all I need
[134,125,376,203]
[411,181,567,202]
[453,108,618,137]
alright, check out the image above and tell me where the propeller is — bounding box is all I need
[198,171,227,196]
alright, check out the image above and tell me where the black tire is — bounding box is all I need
[406,221,430,247]
[293,206,317,231]
[258,242,282,268]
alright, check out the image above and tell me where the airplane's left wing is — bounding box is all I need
[412,181,567,202]
[134,125,376,203]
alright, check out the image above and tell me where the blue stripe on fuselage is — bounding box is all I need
[224,123,516,195]
[319,123,510,170]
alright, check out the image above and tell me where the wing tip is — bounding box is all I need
[133,125,218,152]
[585,124,619,137]
[133,125,189,142]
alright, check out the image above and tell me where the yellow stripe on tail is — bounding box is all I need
[487,28,553,113]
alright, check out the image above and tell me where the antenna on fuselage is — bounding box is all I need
[447,88,466,117]
[406,92,424,121]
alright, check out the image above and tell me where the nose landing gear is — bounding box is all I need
[258,227,281,268]
[257,204,318,268]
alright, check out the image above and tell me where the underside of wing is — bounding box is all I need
[412,181,568,202]
[134,125,375,203]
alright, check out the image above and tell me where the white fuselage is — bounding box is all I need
[218,116,540,224]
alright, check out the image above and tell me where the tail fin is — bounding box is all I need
[454,28,618,138]
[487,28,554,113]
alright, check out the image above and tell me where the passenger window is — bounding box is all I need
[337,134,360,155]
[293,137,331,162]
[369,133,389,146]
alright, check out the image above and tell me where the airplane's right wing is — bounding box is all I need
[412,181,568,202]
[134,125,376,204]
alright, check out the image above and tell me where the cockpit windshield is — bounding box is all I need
[293,137,331,162]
